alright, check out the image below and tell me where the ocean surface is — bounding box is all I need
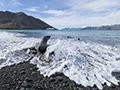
[0,29,120,89]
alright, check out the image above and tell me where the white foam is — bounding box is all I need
[30,39,120,90]
[0,32,39,68]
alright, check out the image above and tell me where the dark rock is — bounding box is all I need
[2,84,10,88]
[21,68,26,71]
[51,72,64,77]
[31,71,37,75]
[22,81,29,87]
[34,84,44,89]
[20,87,25,90]
[63,78,67,83]
[20,71,26,74]
[50,77,56,82]
[55,77,63,83]
[25,88,30,90]
[44,83,49,89]
[13,71,16,74]
[10,89,15,90]
[78,38,80,41]
[112,71,120,80]
[86,86,92,90]
[67,36,73,38]
[25,77,33,82]
[33,66,38,71]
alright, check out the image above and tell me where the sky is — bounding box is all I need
[0,0,120,29]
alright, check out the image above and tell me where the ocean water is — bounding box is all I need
[0,29,120,89]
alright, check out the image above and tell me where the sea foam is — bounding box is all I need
[31,39,120,89]
[0,31,120,89]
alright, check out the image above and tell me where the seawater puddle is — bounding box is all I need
[0,31,120,89]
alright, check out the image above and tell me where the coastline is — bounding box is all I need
[0,60,120,90]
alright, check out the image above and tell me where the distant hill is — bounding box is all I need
[97,24,120,30]
[62,24,120,30]
[0,11,57,30]
[81,24,120,30]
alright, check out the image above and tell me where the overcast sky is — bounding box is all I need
[0,0,120,29]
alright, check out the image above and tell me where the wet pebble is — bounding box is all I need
[25,77,33,82]
[20,87,25,90]
[20,71,26,74]
[50,77,56,82]
[22,81,29,87]
[55,77,63,83]
[31,71,37,75]
[25,88,30,90]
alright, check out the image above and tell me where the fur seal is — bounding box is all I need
[35,36,51,54]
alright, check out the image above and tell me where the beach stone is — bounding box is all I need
[22,81,29,87]
[31,71,37,75]
[34,84,44,89]
[33,66,38,71]
[2,84,10,88]
[25,88,30,90]
[10,89,15,90]
[51,72,64,77]
[67,36,72,38]
[29,68,33,70]
[18,81,22,84]
[25,77,33,82]
[55,77,63,83]
[73,87,79,90]
[13,71,16,74]
[50,77,56,82]
[20,71,26,74]
[20,87,25,90]
[42,78,47,83]
[63,78,67,83]
[21,68,26,71]
[45,83,49,89]
[86,86,92,90]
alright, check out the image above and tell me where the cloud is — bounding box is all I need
[0,2,5,6]
[43,10,66,16]
[42,10,120,29]
[26,7,39,12]
[42,9,73,16]
[11,0,21,6]
[41,0,120,29]
[68,0,120,12]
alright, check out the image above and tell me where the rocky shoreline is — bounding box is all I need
[0,60,120,90]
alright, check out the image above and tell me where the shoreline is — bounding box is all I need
[0,60,120,90]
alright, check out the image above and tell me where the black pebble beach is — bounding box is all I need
[0,60,120,90]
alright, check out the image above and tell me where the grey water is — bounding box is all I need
[2,29,120,48]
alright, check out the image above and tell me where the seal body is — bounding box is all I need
[35,36,51,54]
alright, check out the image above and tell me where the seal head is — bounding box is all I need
[35,36,51,54]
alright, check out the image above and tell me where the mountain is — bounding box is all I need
[61,24,120,30]
[97,24,120,30]
[0,11,57,30]
[81,24,120,30]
